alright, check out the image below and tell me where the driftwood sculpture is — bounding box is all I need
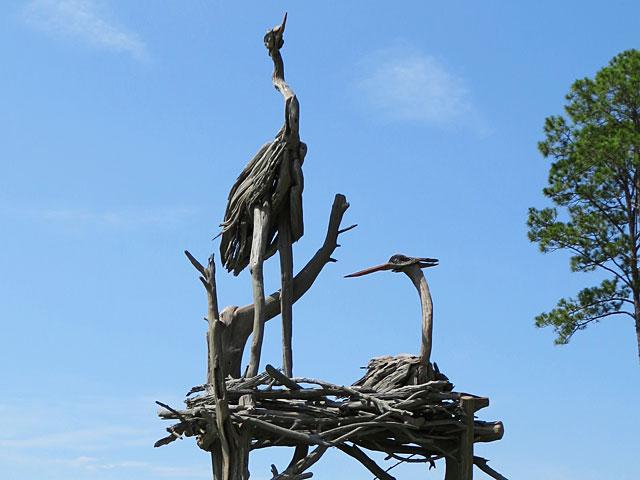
[219,13,304,377]
[156,15,508,480]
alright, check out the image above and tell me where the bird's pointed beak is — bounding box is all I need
[345,262,394,278]
[417,258,439,268]
[274,12,287,34]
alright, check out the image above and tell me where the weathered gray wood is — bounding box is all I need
[473,420,504,443]
[234,395,255,480]
[345,255,438,382]
[459,396,475,480]
[183,251,220,387]
[212,319,233,479]
[158,368,506,479]
[337,444,396,480]
[247,202,270,378]
[445,453,460,479]
[473,456,509,480]
[266,364,301,390]
[285,445,309,472]
[404,264,434,379]
[273,445,328,480]
[206,256,221,388]
[217,14,312,383]
[162,14,509,480]
[278,213,294,377]
[266,13,301,380]
[219,194,352,378]
[232,413,329,446]
[183,251,224,479]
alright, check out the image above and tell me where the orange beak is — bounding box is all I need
[345,262,395,278]
[345,257,438,278]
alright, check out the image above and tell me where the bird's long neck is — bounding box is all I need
[403,265,433,370]
[270,50,294,100]
[269,47,299,147]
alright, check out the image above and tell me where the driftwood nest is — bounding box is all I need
[156,358,505,480]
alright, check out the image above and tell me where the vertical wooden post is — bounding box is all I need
[204,255,220,389]
[444,396,476,480]
[184,250,248,480]
[212,319,233,479]
[459,396,476,480]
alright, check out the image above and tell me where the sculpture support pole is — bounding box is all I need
[247,202,271,377]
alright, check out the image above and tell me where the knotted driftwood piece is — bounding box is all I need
[219,13,306,379]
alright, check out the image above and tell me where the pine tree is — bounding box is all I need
[528,49,640,364]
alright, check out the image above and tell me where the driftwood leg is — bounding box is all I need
[247,202,271,378]
[278,214,294,377]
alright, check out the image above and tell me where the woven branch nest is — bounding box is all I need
[156,358,503,464]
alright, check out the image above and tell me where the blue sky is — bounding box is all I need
[1,1,639,479]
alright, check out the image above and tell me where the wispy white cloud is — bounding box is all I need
[0,426,152,450]
[355,42,488,135]
[1,452,211,478]
[0,394,211,478]
[22,0,147,60]
[52,457,210,477]
[6,205,196,230]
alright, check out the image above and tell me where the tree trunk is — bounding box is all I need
[635,298,640,365]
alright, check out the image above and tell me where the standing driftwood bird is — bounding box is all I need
[219,13,305,378]
[346,254,440,388]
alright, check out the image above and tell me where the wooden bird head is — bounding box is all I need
[264,12,287,51]
[345,254,439,277]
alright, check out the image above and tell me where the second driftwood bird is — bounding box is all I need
[346,254,439,385]
[219,14,306,377]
